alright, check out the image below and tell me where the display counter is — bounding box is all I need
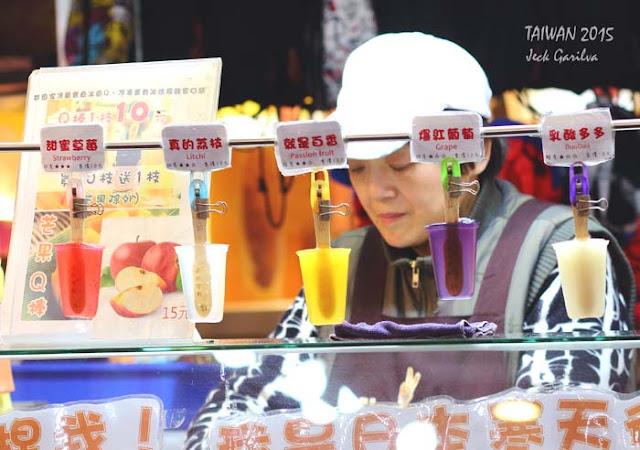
[3,332,640,448]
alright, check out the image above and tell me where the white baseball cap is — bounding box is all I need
[330,32,492,160]
[525,88,587,115]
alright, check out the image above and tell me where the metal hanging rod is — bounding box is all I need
[2,118,640,153]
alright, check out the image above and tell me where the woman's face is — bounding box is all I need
[348,144,489,254]
[348,145,445,253]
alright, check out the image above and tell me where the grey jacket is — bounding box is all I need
[327,179,635,335]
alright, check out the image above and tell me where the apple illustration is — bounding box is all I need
[115,266,167,292]
[110,284,163,318]
[141,242,180,293]
[110,238,156,280]
[110,265,165,317]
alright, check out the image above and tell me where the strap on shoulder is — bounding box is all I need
[475,199,553,315]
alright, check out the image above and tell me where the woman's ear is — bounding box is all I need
[464,139,492,180]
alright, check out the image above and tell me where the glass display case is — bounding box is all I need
[4,332,640,448]
[2,56,640,449]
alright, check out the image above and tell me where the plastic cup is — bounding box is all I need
[297,247,351,326]
[54,243,104,319]
[426,219,478,300]
[175,243,229,323]
[553,238,609,319]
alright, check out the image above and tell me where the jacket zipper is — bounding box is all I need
[410,259,420,289]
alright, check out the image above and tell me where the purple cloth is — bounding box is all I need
[330,319,497,341]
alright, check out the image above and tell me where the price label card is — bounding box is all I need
[162,123,230,172]
[411,112,484,163]
[540,108,614,166]
[275,120,347,176]
[40,124,105,172]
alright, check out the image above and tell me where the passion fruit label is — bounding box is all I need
[275,120,347,176]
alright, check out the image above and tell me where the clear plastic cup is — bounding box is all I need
[297,247,351,325]
[426,219,478,300]
[54,243,104,319]
[553,238,609,319]
[175,243,229,323]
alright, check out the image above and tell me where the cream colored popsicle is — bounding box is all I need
[552,238,609,319]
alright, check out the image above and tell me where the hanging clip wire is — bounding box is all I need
[310,169,350,248]
[440,157,480,223]
[440,157,480,196]
[311,169,350,222]
[189,174,228,220]
[66,176,104,244]
[66,177,104,219]
[449,179,480,196]
[318,200,351,220]
[569,163,609,214]
[569,162,608,241]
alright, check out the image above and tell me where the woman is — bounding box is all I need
[185,32,634,448]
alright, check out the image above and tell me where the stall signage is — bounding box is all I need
[541,108,614,166]
[40,124,105,172]
[0,396,162,449]
[161,123,230,172]
[411,112,484,163]
[275,120,347,176]
[209,387,640,448]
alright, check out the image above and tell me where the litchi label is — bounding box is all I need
[540,108,614,166]
[275,120,347,176]
[162,123,230,172]
[40,124,105,172]
[411,112,484,164]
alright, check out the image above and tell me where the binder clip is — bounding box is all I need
[569,162,608,241]
[311,170,350,248]
[175,172,229,323]
[440,157,479,224]
[297,169,351,326]
[54,176,104,319]
[189,174,228,233]
[66,177,104,243]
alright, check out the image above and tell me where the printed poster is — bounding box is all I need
[2,58,222,342]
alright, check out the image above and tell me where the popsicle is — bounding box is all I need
[192,178,214,318]
[177,174,228,323]
[553,163,609,319]
[54,177,104,319]
[427,158,479,300]
[297,170,350,325]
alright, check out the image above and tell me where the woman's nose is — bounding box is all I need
[368,169,396,201]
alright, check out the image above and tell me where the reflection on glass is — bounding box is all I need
[278,359,328,403]
[337,386,362,414]
[301,398,337,425]
[492,399,542,422]
[211,350,256,368]
[396,421,438,450]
